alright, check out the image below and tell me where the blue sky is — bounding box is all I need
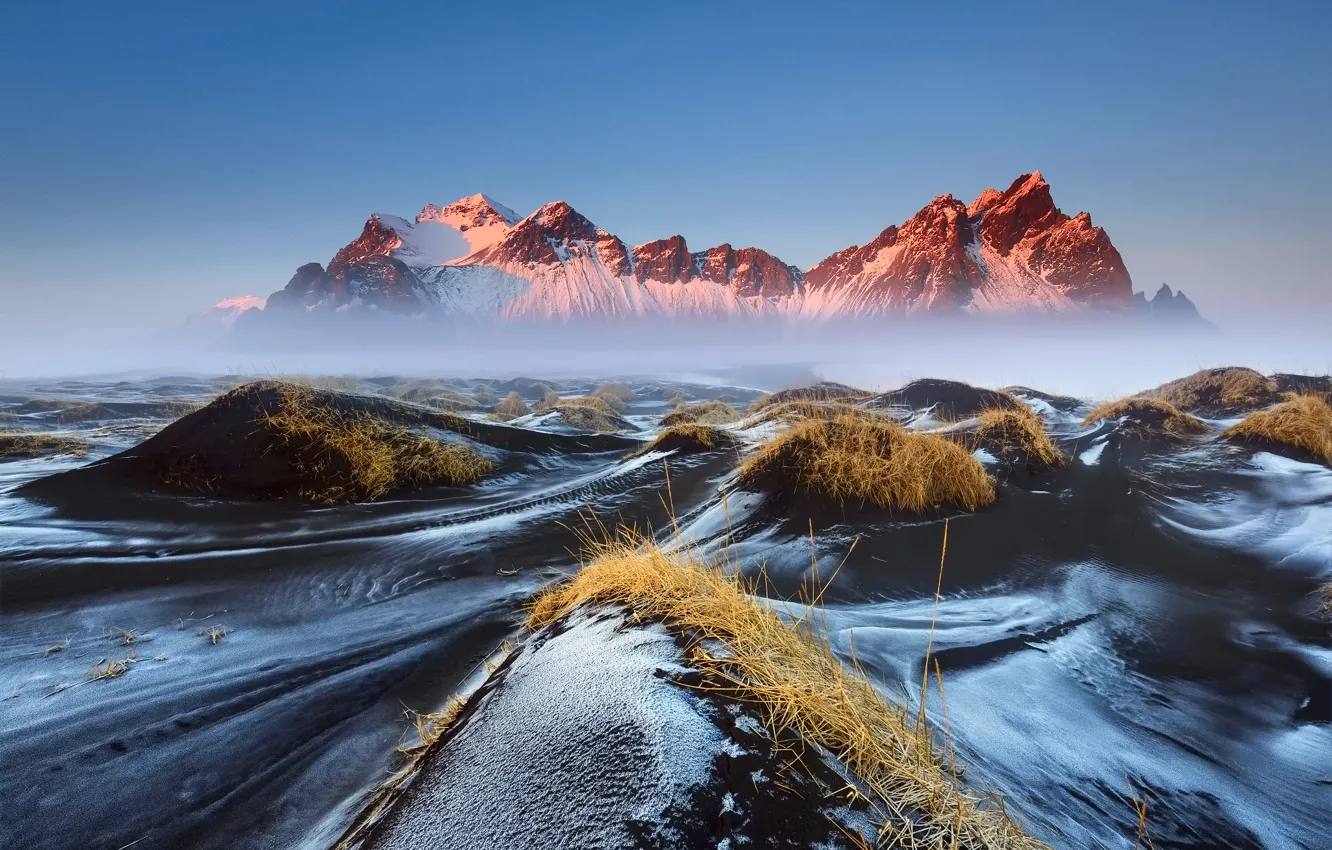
[1,0,1328,337]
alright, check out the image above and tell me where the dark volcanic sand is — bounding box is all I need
[0,374,1329,850]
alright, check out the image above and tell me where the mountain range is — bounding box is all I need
[221,173,1203,326]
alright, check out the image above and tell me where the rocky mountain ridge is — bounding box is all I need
[241,173,1201,324]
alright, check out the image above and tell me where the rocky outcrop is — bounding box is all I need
[1134,284,1207,324]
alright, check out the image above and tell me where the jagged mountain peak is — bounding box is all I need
[967,188,1004,217]
[418,196,516,226]
[247,172,1181,323]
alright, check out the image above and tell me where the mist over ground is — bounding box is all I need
[2,316,1328,398]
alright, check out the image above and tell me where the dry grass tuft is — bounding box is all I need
[90,654,137,681]
[527,534,1047,850]
[0,432,89,460]
[738,416,995,512]
[1319,582,1332,615]
[554,395,617,414]
[747,382,873,415]
[157,383,493,503]
[661,400,739,427]
[970,406,1064,469]
[625,424,735,459]
[495,392,530,420]
[257,385,492,503]
[1081,397,1209,437]
[404,697,469,756]
[1141,367,1280,414]
[593,382,635,403]
[743,399,877,429]
[199,626,229,645]
[1222,394,1332,464]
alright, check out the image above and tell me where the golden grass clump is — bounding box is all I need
[625,424,735,459]
[1142,367,1280,414]
[256,385,493,503]
[971,406,1063,469]
[1081,396,1209,437]
[747,381,872,415]
[495,392,530,420]
[738,416,995,512]
[554,395,617,414]
[527,535,1047,850]
[660,400,739,427]
[593,382,635,403]
[743,399,876,428]
[0,432,89,460]
[1222,394,1332,464]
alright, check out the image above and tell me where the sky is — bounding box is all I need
[1,0,1329,343]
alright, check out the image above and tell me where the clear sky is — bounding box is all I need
[2,0,1328,340]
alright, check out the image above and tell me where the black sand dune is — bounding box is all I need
[866,378,1026,418]
[1,370,1330,850]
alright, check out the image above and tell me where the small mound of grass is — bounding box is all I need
[555,396,617,414]
[552,403,633,433]
[253,385,491,502]
[869,379,1027,419]
[660,400,738,427]
[494,392,530,420]
[157,382,493,503]
[738,416,994,512]
[625,424,737,459]
[1081,396,1209,437]
[1222,394,1332,464]
[527,535,1046,849]
[747,381,872,415]
[970,406,1063,469]
[1140,367,1281,415]
[593,382,635,403]
[743,399,875,428]
[0,432,89,460]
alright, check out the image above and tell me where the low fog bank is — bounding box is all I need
[2,315,1329,399]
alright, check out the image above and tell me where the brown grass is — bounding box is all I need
[738,416,995,512]
[158,383,493,503]
[495,392,530,419]
[660,400,739,427]
[259,385,492,503]
[970,406,1063,469]
[553,403,630,433]
[1141,367,1279,413]
[593,382,635,402]
[534,391,562,411]
[1222,394,1332,463]
[199,626,229,645]
[527,534,1047,850]
[1081,397,1209,437]
[0,432,89,460]
[90,654,137,681]
[555,395,618,414]
[1319,582,1332,615]
[747,382,873,415]
[743,399,876,428]
[625,424,734,459]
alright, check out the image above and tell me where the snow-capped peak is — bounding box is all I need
[213,295,266,312]
[415,194,521,255]
[189,295,266,329]
[252,172,1162,324]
